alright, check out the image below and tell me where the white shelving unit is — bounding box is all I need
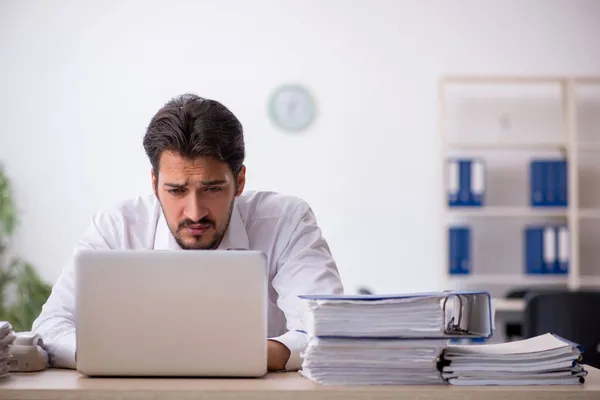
[438,76,600,301]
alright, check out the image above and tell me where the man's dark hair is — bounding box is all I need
[143,93,245,177]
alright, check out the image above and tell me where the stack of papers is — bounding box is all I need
[0,322,15,378]
[301,337,447,385]
[297,293,485,385]
[303,295,447,338]
[440,333,587,385]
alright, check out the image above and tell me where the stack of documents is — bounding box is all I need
[0,322,15,378]
[440,333,587,385]
[301,337,447,385]
[299,291,493,385]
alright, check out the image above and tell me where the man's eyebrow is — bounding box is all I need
[163,180,227,187]
[199,179,227,186]
[164,182,186,188]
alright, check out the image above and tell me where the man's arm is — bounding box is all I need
[267,339,291,371]
[268,201,344,371]
[31,212,118,369]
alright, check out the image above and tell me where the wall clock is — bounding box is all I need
[268,84,317,132]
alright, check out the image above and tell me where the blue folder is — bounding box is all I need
[530,159,568,207]
[555,225,569,274]
[556,160,568,207]
[530,161,544,207]
[448,158,485,207]
[525,226,545,274]
[449,227,471,275]
[525,225,569,275]
[458,160,471,206]
[469,159,485,207]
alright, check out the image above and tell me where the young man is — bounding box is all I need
[31,93,344,372]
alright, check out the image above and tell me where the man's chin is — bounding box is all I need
[179,240,213,250]
[176,235,221,250]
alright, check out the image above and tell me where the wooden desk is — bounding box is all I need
[0,367,598,400]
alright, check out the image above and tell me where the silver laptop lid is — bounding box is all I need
[74,249,268,377]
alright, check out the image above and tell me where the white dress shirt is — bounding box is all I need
[31,190,344,371]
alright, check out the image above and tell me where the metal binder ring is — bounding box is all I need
[443,294,467,334]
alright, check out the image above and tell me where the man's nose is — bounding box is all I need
[184,194,209,222]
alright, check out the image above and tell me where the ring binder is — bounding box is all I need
[299,290,492,339]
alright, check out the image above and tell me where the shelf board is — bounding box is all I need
[578,276,600,286]
[446,207,568,218]
[575,142,600,151]
[444,142,567,151]
[447,274,568,286]
[579,209,600,219]
[441,76,600,84]
[574,77,600,84]
[493,298,525,313]
[442,76,566,84]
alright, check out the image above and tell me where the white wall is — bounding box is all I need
[1,0,599,295]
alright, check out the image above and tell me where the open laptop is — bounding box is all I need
[73,249,268,377]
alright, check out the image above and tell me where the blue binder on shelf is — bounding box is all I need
[525,226,544,274]
[555,225,569,274]
[447,158,485,207]
[546,161,556,206]
[542,226,557,273]
[556,160,568,207]
[458,159,471,205]
[530,161,544,206]
[470,159,485,206]
[449,226,471,275]
[298,291,493,339]
[529,159,567,207]
[524,225,569,274]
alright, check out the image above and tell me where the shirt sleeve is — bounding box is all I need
[269,202,344,371]
[31,211,120,369]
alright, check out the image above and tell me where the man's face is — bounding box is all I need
[152,151,245,250]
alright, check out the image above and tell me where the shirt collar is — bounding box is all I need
[153,199,249,251]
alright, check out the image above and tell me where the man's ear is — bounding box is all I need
[151,168,158,196]
[235,165,246,197]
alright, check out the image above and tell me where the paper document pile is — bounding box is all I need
[0,322,16,378]
[301,337,447,385]
[440,333,587,385]
[298,292,493,385]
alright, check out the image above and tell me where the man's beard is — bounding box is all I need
[159,198,235,250]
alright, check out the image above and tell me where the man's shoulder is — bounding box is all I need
[92,193,160,226]
[82,194,160,249]
[236,190,310,222]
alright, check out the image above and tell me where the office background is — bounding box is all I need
[1,0,599,297]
